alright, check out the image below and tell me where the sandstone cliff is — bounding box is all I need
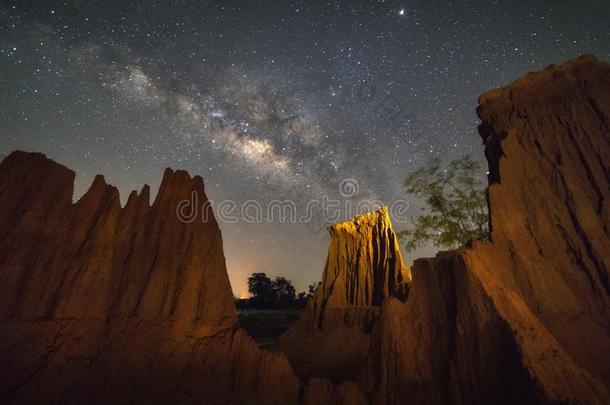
[359,55,610,404]
[280,207,410,380]
[0,151,299,404]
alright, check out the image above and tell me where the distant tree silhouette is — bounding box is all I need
[246,273,318,309]
[247,273,274,307]
[272,276,296,306]
[308,282,318,296]
[294,282,319,308]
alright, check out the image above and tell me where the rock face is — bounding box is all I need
[280,207,410,381]
[313,207,410,328]
[359,55,610,404]
[0,151,299,404]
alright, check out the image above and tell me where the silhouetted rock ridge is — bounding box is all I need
[0,151,299,404]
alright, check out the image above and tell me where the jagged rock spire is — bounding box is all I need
[312,207,410,329]
[280,207,410,380]
[0,151,300,404]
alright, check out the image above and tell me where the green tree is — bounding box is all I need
[399,155,489,252]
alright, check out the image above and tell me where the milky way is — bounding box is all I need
[1,1,609,295]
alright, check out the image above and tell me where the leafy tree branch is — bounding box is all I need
[399,155,489,252]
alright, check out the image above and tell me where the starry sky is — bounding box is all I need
[1,0,609,296]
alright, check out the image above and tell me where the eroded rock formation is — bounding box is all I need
[0,151,299,404]
[359,55,610,404]
[280,207,410,380]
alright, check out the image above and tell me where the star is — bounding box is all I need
[0,0,606,295]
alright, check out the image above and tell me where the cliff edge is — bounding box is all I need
[359,55,610,404]
[0,151,300,404]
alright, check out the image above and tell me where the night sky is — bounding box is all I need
[1,1,609,296]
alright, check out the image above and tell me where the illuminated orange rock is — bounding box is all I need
[280,207,410,380]
[313,207,410,327]
[0,151,299,404]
